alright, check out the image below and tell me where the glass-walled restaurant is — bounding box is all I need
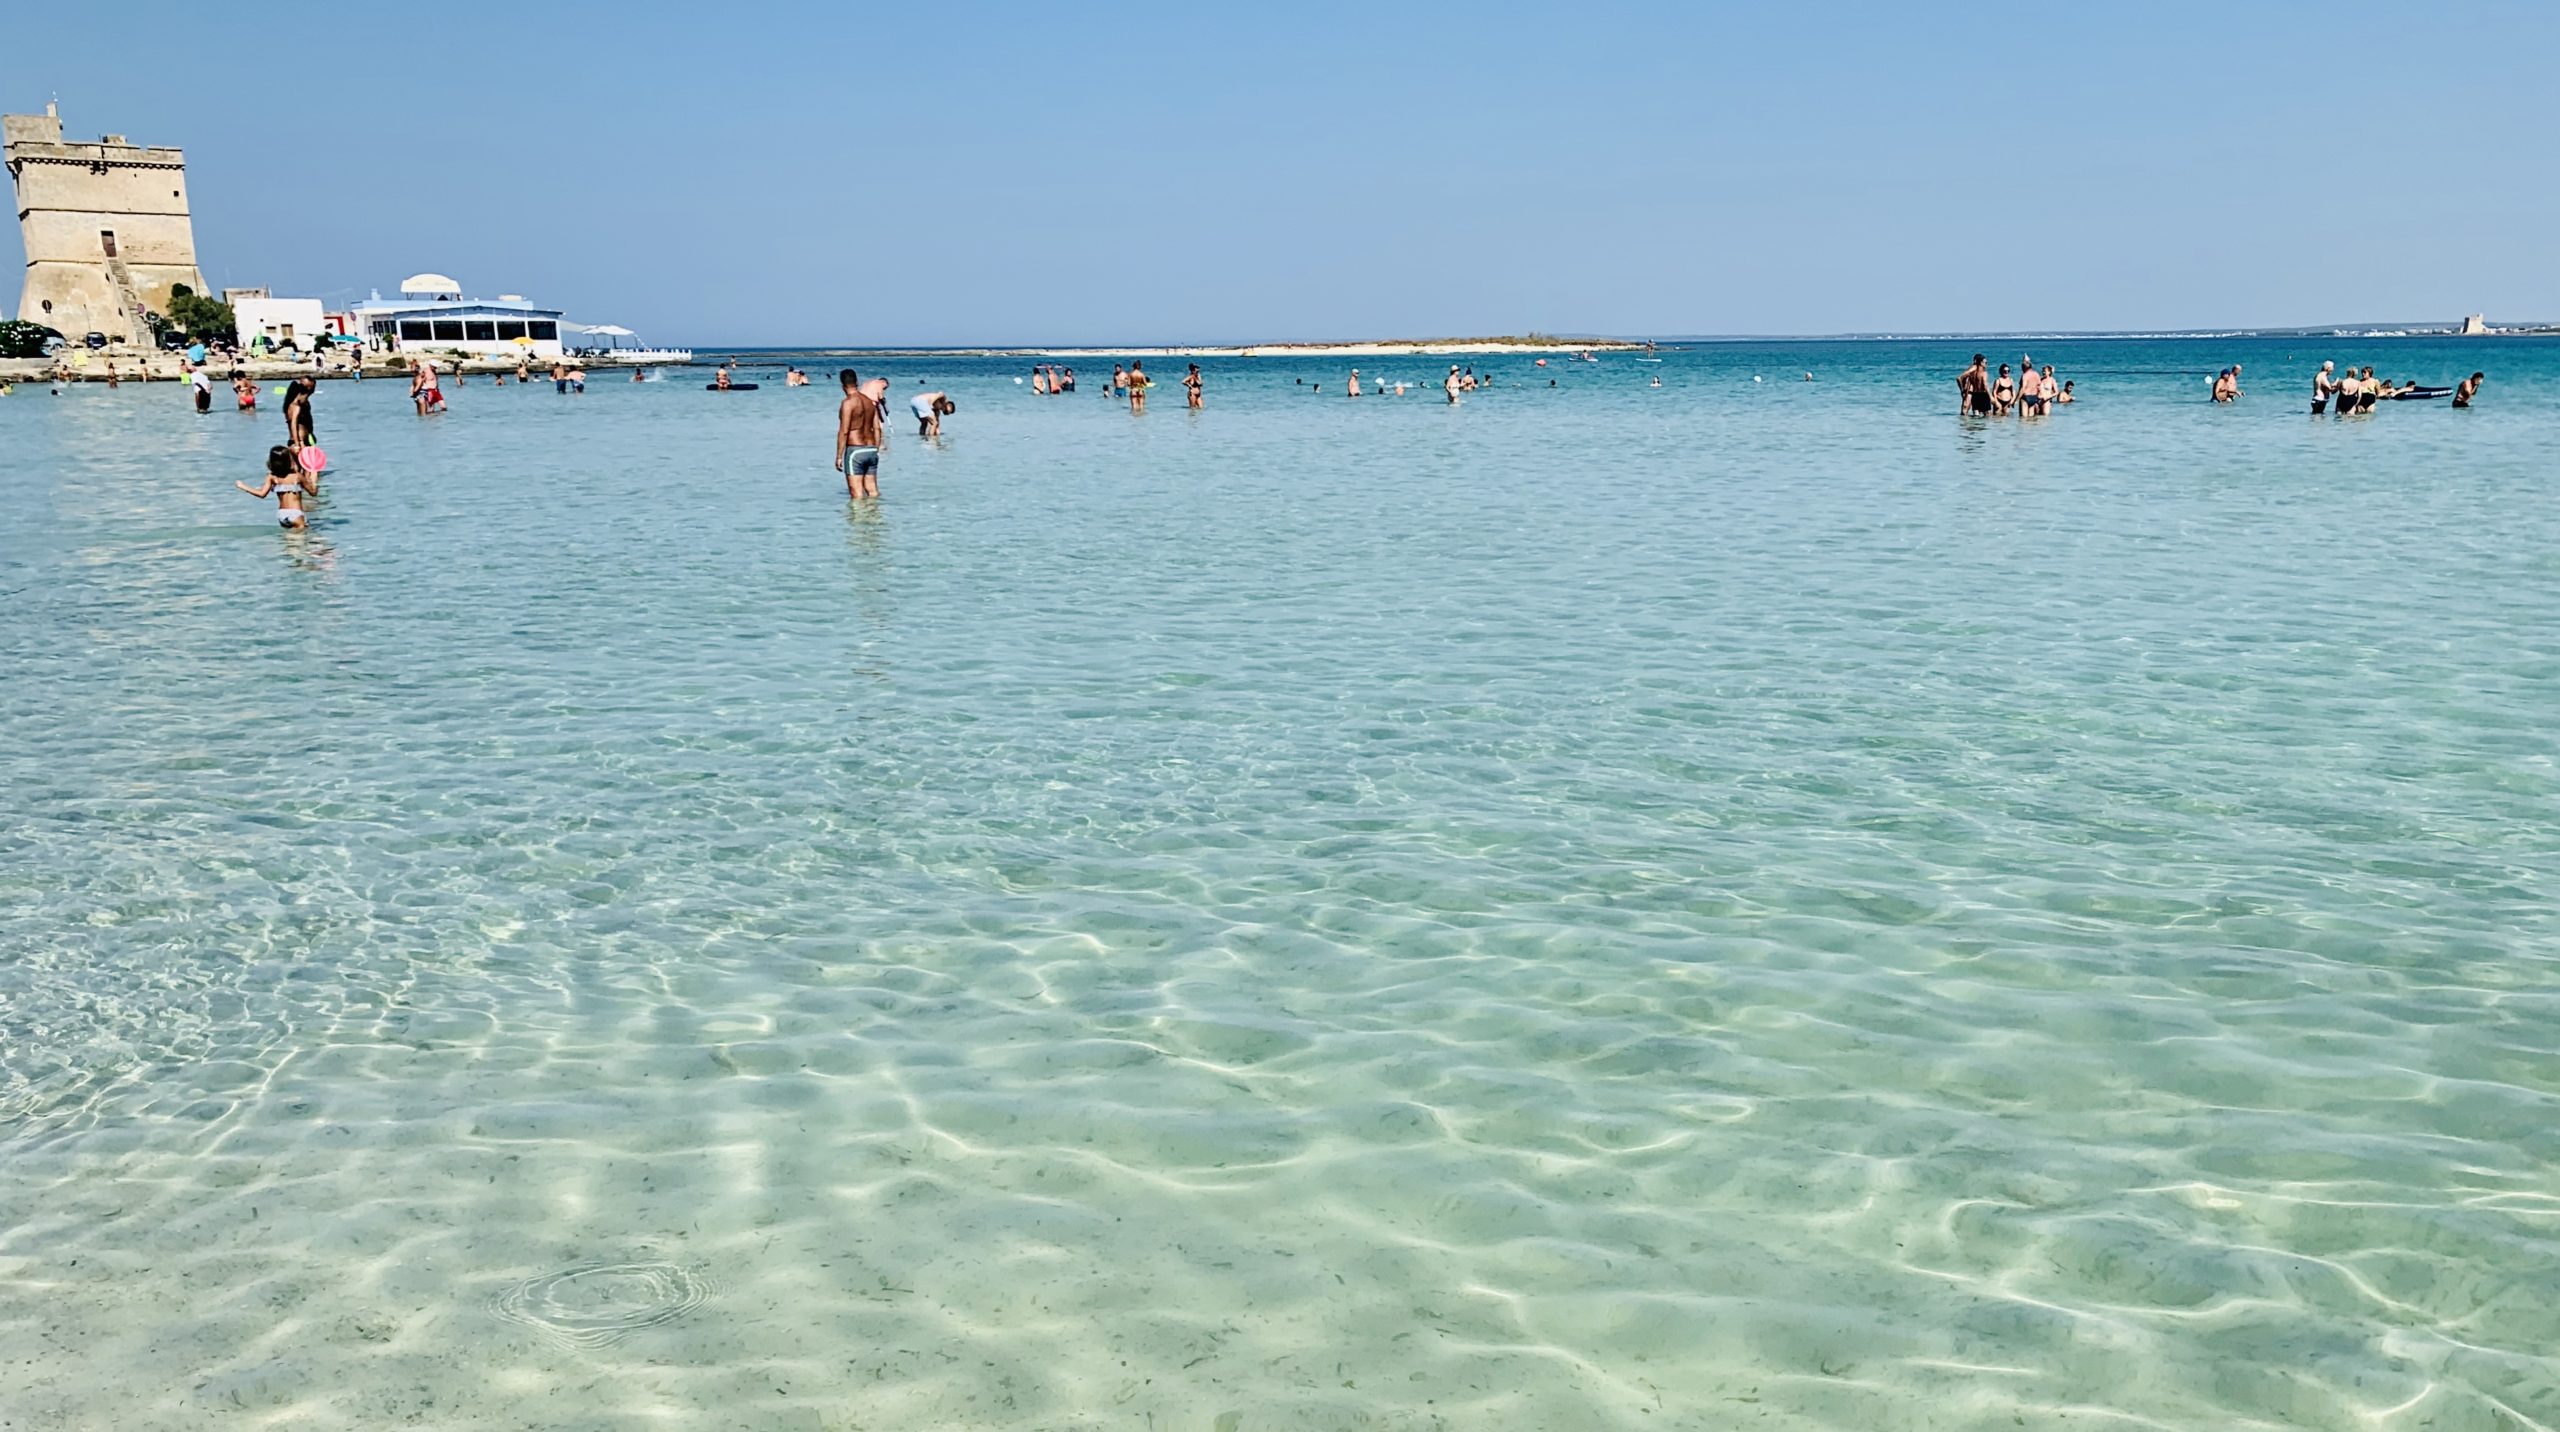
[352,302,568,358]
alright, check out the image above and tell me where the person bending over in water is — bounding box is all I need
[836,369,884,499]
[909,389,955,438]
[2454,371,2484,408]
[239,445,315,529]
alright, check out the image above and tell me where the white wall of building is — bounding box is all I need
[232,296,328,348]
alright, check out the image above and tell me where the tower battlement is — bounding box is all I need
[5,102,208,344]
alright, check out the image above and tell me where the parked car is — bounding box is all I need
[160,332,190,351]
[83,332,109,350]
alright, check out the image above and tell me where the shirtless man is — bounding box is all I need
[1958,354,1992,416]
[2312,360,2336,414]
[1127,360,1150,413]
[2453,371,2484,408]
[1347,368,1362,398]
[410,357,443,414]
[2210,368,2235,403]
[1110,363,1128,397]
[1183,363,1203,409]
[836,370,883,499]
[1444,364,1463,404]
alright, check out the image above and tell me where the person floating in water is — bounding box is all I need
[836,369,883,499]
[239,445,315,529]
[909,389,954,438]
[1127,360,1150,413]
[1183,363,1203,409]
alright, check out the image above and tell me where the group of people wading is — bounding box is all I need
[1957,354,2073,417]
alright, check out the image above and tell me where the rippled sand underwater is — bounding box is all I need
[2,341,2556,1429]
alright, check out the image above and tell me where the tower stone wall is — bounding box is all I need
[5,105,208,344]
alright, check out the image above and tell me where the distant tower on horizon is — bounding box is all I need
[4,101,208,343]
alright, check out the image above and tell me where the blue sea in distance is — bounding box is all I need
[2,335,2556,1431]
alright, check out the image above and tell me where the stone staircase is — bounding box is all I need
[101,251,152,344]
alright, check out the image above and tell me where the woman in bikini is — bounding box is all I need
[239,445,316,529]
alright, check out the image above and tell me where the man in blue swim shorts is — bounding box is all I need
[835,369,883,499]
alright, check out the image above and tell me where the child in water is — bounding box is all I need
[233,372,258,409]
[238,445,315,529]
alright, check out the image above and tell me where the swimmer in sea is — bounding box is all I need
[2453,371,2483,408]
[2057,380,2075,405]
[239,445,315,528]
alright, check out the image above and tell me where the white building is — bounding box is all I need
[348,272,566,359]
[232,294,329,351]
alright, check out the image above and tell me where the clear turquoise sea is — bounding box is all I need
[2,336,2556,1430]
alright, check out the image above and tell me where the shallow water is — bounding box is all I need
[3,338,2556,1430]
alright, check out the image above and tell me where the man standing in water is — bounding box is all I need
[1347,368,1363,398]
[2453,372,2484,408]
[1444,364,1463,404]
[836,369,883,499]
[1958,354,1992,415]
[410,357,443,414]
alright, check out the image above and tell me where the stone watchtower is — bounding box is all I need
[4,102,208,344]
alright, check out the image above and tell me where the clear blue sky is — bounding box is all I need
[6,2,2555,345]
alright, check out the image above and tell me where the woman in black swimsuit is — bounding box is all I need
[283,377,318,451]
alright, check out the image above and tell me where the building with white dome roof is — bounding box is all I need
[347,272,567,358]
